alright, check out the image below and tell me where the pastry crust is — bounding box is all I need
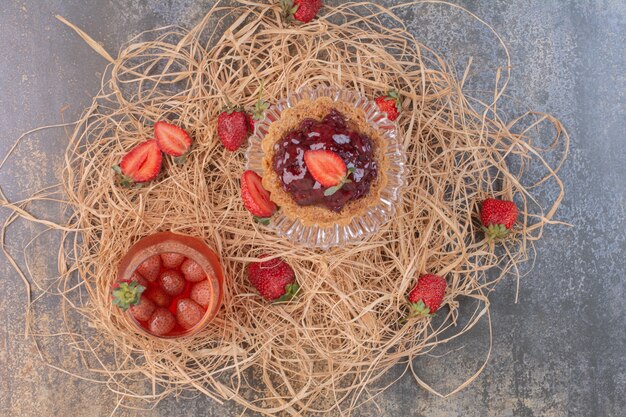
[261,97,389,227]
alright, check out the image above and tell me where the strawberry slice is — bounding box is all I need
[241,170,277,219]
[114,140,162,186]
[154,121,192,157]
[304,150,354,196]
[304,150,347,187]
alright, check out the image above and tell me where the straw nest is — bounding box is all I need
[1,1,568,415]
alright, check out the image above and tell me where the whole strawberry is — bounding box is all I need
[160,252,185,270]
[148,307,176,336]
[129,297,155,322]
[190,280,211,307]
[281,0,323,24]
[136,254,161,282]
[408,274,447,317]
[481,198,518,240]
[375,90,401,121]
[159,270,186,296]
[180,258,206,282]
[144,286,171,308]
[247,256,299,302]
[176,298,205,329]
[217,107,250,151]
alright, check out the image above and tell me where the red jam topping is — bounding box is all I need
[272,109,378,212]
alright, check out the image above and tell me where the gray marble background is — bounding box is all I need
[1,1,624,416]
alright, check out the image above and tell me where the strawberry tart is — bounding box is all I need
[261,97,389,227]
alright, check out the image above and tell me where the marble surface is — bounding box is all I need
[0,1,624,416]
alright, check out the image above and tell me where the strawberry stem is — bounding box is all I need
[112,281,145,311]
[220,93,245,114]
[253,80,270,120]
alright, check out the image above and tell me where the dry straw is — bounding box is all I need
[1,1,568,415]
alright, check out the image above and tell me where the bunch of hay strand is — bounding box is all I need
[1,1,569,415]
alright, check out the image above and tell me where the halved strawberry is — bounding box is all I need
[304,150,354,196]
[241,170,277,219]
[154,121,192,157]
[148,307,176,336]
[113,140,162,186]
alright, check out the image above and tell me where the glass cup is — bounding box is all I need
[115,231,224,338]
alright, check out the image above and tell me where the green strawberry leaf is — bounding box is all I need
[323,185,341,197]
[323,167,355,197]
[386,89,402,113]
[112,165,135,188]
[275,282,300,303]
[112,281,145,311]
[408,300,433,318]
[280,0,299,21]
[173,153,188,166]
[253,216,271,226]
[482,223,510,241]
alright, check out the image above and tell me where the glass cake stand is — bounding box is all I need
[245,85,405,249]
